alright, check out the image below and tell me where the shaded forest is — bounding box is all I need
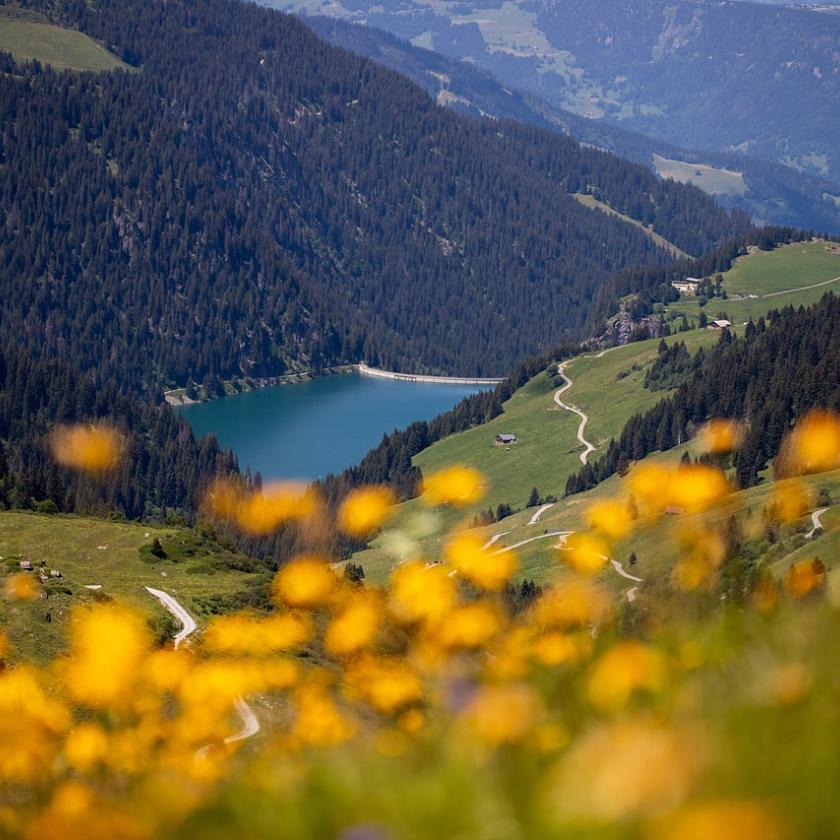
[0,0,747,395]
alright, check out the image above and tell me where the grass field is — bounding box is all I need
[572,193,691,258]
[668,240,840,326]
[350,329,720,584]
[0,10,128,71]
[653,153,748,197]
[0,513,266,663]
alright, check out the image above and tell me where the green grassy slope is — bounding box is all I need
[352,243,840,591]
[572,193,691,259]
[653,154,748,197]
[0,9,129,71]
[0,513,266,663]
[668,240,840,326]
[350,329,720,584]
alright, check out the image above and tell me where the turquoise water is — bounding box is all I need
[176,372,489,480]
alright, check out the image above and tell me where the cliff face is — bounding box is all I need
[589,309,666,348]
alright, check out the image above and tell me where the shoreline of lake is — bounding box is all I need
[165,363,503,406]
[174,372,491,480]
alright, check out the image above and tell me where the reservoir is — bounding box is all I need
[176,372,490,480]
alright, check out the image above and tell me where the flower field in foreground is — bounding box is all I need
[1,416,839,837]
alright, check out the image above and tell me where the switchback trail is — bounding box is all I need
[145,587,260,744]
[554,363,596,465]
[806,507,829,539]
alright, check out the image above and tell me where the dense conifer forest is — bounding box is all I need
[0,0,747,394]
[566,294,840,496]
[0,343,239,519]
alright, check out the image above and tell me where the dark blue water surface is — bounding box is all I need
[176,372,489,480]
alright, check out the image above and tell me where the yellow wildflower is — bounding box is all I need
[445,531,517,590]
[389,560,456,625]
[64,724,109,773]
[325,596,381,656]
[587,641,666,712]
[557,532,610,575]
[437,602,502,649]
[655,800,785,840]
[784,557,826,598]
[272,556,336,609]
[50,423,124,473]
[5,572,38,601]
[585,499,634,541]
[783,410,840,475]
[65,605,150,708]
[549,720,701,821]
[668,464,729,511]
[421,465,485,506]
[461,684,539,746]
[700,419,744,454]
[338,485,395,537]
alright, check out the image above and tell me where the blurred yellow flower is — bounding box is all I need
[628,464,672,513]
[668,465,729,511]
[585,499,635,541]
[272,556,336,609]
[345,656,423,714]
[587,641,666,712]
[549,721,701,821]
[292,684,355,747]
[50,423,124,473]
[461,684,539,746]
[437,602,502,649]
[338,485,395,537]
[236,481,316,535]
[5,572,38,601]
[531,580,612,629]
[445,531,517,590]
[783,410,840,475]
[700,419,744,454]
[65,605,150,708]
[421,465,485,506]
[557,532,610,575]
[784,557,826,598]
[534,630,592,667]
[389,560,456,625]
[770,478,814,523]
[203,612,312,654]
[655,800,785,840]
[672,527,727,592]
[325,596,380,656]
[64,723,109,773]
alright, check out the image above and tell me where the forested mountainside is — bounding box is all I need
[566,294,840,496]
[275,0,840,185]
[305,16,840,235]
[0,343,239,520]
[0,0,746,396]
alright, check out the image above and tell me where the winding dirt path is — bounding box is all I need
[761,275,840,299]
[806,507,829,539]
[528,503,555,525]
[145,587,260,743]
[554,363,596,465]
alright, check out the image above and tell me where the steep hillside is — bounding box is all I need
[347,243,840,584]
[0,0,746,396]
[275,0,840,184]
[305,15,840,234]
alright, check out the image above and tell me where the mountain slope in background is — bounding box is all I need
[305,15,840,234]
[272,0,840,185]
[0,0,746,394]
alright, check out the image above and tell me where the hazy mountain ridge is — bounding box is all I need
[272,0,840,184]
[305,15,840,234]
[0,0,746,397]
